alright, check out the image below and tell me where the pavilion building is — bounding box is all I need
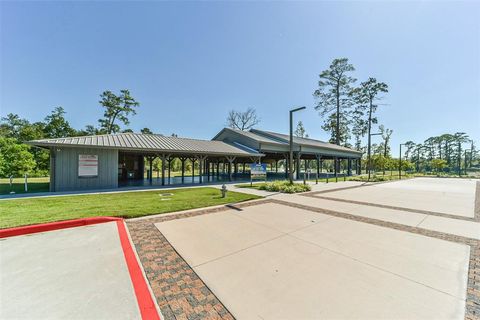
[28,127,362,192]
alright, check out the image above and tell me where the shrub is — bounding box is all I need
[257,180,311,193]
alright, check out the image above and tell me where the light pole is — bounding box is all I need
[464,149,471,175]
[367,132,382,181]
[399,143,406,179]
[289,106,306,184]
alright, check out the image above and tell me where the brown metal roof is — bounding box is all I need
[28,133,263,157]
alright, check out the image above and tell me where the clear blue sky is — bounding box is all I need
[1,1,479,155]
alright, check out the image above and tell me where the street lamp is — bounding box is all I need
[399,143,406,179]
[464,149,471,175]
[367,132,382,181]
[289,106,306,184]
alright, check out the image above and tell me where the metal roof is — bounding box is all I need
[250,129,362,154]
[212,127,287,145]
[28,133,263,157]
[213,127,361,156]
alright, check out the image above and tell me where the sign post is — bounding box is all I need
[250,163,267,186]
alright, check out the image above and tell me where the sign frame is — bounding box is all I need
[250,163,267,186]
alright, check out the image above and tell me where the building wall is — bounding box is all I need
[51,147,118,192]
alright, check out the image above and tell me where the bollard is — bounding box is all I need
[24,173,28,192]
[9,175,15,194]
[221,184,227,198]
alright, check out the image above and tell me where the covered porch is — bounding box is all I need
[118,150,361,188]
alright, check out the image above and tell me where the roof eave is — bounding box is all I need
[27,141,264,157]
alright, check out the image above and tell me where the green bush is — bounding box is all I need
[257,180,311,193]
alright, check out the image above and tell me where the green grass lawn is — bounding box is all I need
[0,177,50,195]
[0,187,261,229]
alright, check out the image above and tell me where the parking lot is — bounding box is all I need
[132,178,479,319]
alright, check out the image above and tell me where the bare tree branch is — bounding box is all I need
[226,108,260,130]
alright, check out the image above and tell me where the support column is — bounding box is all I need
[316,155,321,184]
[160,154,167,186]
[347,158,352,176]
[275,160,278,173]
[180,157,187,184]
[167,157,172,185]
[148,156,153,185]
[211,161,215,181]
[190,158,196,184]
[207,161,210,182]
[284,155,289,179]
[226,156,236,181]
[196,155,207,184]
[295,152,301,180]
[334,157,338,182]
[303,159,307,184]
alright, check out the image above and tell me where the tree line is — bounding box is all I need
[0,90,155,178]
[401,132,477,174]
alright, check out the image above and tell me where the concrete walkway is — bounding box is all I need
[0,222,143,319]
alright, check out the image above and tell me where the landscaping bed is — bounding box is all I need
[236,180,311,193]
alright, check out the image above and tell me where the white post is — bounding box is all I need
[9,175,14,194]
[24,173,28,192]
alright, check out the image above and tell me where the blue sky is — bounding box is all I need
[1,1,479,155]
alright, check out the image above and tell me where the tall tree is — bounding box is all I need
[226,108,260,130]
[352,78,388,179]
[379,125,393,174]
[140,128,153,134]
[0,137,36,177]
[351,108,369,151]
[43,107,76,138]
[294,121,308,138]
[379,125,393,158]
[453,132,469,173]
[0,113,29,139]
[98,90,140,134]
[313,58,356,146]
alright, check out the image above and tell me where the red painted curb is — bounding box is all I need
[116,220,161,320]
[0,217,122,238]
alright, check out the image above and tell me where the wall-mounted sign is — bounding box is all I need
[78,154,98,177]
